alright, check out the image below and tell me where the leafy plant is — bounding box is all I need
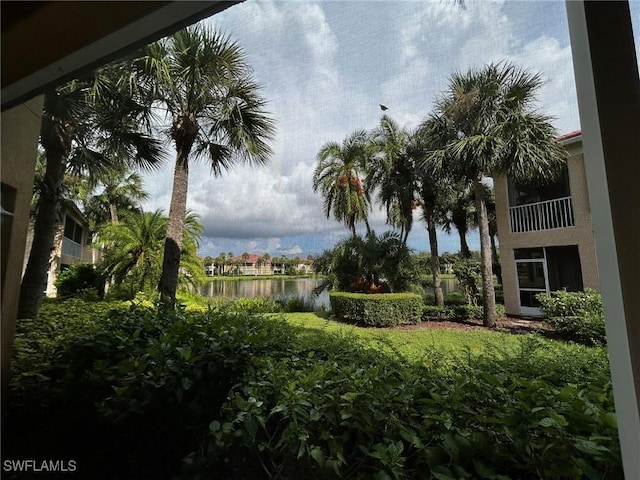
[452,259,481,305]
[537,289,606,345]
[54,263,105,299]
[315,230,419,294]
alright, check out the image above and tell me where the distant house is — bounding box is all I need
[23,201,96,297]
[228,254,273,276]
[493,131,600,316]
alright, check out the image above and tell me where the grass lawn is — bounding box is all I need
[280,312,510,358]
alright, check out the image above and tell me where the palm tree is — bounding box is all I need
[438,181,475,259]
[138,25,275,309]
[99,209,203,296]
[433,63,566,326]
[313,130,372,237]
[414,117,455,308]
[18,67,162,319]
[80,165,148,229]
[367,115,417,247]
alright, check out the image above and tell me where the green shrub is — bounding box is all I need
[203,335,619,480]
[8,299,619,480]
[422,304,505,321]
[225,297,283,314]
[453,259,481,305]
[275,295,318,312]
[537,289,606,346]
[55,263,105,299]
[330,292,423,327]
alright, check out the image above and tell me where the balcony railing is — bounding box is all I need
[61,237,82,259]
[509,196,574,233]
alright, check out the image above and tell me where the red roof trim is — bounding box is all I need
[557,130,581,141]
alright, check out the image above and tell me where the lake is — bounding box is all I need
[198,276,458,310]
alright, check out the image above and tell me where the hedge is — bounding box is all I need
[422,304,506,321]
[330,292,423,327]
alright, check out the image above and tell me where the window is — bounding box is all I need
[508,164,570,207]
[63,216,83,244]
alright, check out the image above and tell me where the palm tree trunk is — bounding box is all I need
[425,207,444,307]
[109,202,119,223]
[473,174,497,327]
[458,230,471,258]
[158,152,189,309]
[452,209,471,258]
[18,151,66,318]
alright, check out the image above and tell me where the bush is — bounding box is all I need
[7,299,620,479]
[537,289,606,346]
[330,292,423,327]
[275,295,318,312]
[423,304,505,321]
[452,259,481,305]
[203,336,619,480]
[55,263,105,299]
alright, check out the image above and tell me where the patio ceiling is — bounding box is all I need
[1,1,240,110]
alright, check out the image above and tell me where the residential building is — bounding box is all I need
[23,201,95,297]
[494,131,599,316]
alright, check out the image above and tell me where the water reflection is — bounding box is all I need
[198,277,459,310]
[199,277,330,308]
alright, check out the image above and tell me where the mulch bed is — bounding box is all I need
[394,316,553,335]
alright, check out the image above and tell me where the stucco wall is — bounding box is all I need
[1,96,43,388]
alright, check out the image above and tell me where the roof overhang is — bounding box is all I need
[1,1,241,111]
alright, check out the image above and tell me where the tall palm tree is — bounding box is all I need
[313,130,372,237]
[18,68,162,319]
[414,116,457,308]
[138,25,275,309]
[433,63,566,326]
[367,115,417,246]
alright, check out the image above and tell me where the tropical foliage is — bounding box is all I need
[18,66,163,318]
[313,130,372,236]
[98,210,203,298]
[135,25,275,308]
[425,62,567,326]
[314,230,418,294]
[6,299,620,479]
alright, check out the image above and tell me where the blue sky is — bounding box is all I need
[141,0,640,259]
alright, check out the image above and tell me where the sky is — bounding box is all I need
[140,0,640,259]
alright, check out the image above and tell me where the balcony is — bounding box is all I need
[509,196,574,233]
[61,237,82,259]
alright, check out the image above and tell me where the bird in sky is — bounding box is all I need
[379,104,388,111]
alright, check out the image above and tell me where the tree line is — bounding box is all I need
[20,24,566,329]
[312,63,566,327]
[19,25,275,317]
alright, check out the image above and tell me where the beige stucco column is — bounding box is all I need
[567,2,640,477]
[1,96,43,390]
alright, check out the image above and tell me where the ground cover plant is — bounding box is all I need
[4,299,620,479]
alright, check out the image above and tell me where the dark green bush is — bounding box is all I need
[330,292,423,327]
[55,263,105,299]
[537,289,606,345]
[202,336,619,480]
[8,299,620,480]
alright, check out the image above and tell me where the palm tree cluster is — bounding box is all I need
[313,62,566,326]
[20,25,275,316]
